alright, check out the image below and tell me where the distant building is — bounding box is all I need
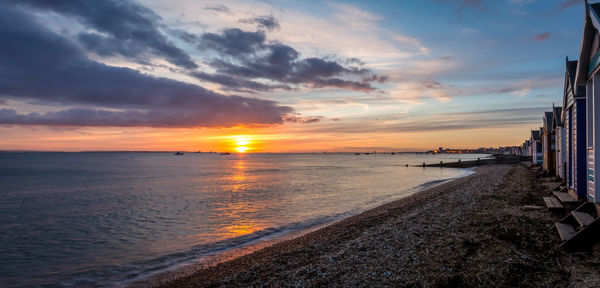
[543,111,556,174]
[530,129,542,165]
[553,105,566,178]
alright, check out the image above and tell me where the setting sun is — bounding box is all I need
[235,146,249,153]
[233,136,252,153]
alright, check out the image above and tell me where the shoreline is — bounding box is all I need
[127,168,474,287]
[156,163,600,287]
[148,165,495,287]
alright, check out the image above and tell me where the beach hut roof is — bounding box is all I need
[552,106,563,127]
[544,111,553,130]
[567,60,577,88]
[575,2,600,85]
[531,130,540,141]
[563,58,579,112]
[567,58,577,83]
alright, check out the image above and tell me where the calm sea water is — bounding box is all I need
[0,152,490,287]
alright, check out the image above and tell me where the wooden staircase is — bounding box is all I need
[554,202,600,250]
[542,184,578,211]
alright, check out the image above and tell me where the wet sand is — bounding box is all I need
[153,164,600,287]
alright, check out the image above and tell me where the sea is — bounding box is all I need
[0,152,491,287]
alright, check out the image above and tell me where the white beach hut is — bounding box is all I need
[522,140,531,157]
[531,129,542,165]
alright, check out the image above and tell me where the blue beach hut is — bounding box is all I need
[575,1,600,202]
[563,58,588,200]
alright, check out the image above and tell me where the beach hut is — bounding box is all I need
[531,129,542,165]
[563,57,588,200]
[553,105,566,178]
[522,140,531,157]
[574,1,600,202]
[543,111,556,174]
[550,2,600,249]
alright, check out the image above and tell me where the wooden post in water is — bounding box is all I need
[440,161,443,167]
[422,162,426,167]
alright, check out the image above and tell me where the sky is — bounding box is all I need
[0,0,588,152]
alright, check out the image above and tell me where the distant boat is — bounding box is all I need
[220,152,231,155]
[355,153,360,155]
[174,152,184,156]
[391,152,396,155]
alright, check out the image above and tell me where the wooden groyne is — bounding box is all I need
[419,155,531,168]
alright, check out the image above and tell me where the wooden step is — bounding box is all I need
[543,197,563,209]
[555,223,577,241]
[553,191,578,203]
[572,211,595,227]
[560,217,600,250]
[573,202,598,216]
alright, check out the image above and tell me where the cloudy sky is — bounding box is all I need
[0,0,586,152]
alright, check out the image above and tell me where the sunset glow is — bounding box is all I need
[232,136,252,153]
[3,1,595,287]
[0,0,584,151]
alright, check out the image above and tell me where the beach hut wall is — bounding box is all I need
[575,1,600,203]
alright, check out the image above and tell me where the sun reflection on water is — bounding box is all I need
[213,159,268,239]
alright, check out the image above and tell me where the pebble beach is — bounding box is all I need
[147,163,600,287]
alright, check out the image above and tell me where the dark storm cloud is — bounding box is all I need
[11,0,197,69]
[240,15,280,31]
[200,28,267,56]
[198,28,384,92]
[309,78,374,92]
[0,4,292,127]
[10,0,382,94]
[0,107,289,128]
